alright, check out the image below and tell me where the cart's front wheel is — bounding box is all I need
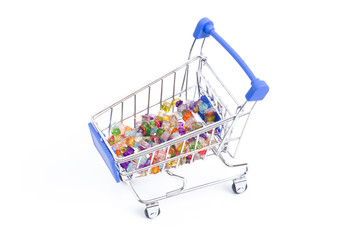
[144,203,160,219]
[232,178,247,194]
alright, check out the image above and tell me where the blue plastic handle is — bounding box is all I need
[193,18,269,101]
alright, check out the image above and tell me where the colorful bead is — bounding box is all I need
[192,100,203,113]
[139,140,151,150]
[124,126,133,134]
[178,122,185,135]
[151,135,161,145]
[199,102,209,114]
[160,101,171,112]
[111,123,121,136]
[149,120,156,128]
[205,115,216,122]
[156,128,165,137]
[191,122,203,130]
[125,130,136,137]
[175,100,183,107]
[177,103,188,113]
[159,130,170,142]
[182,109,193,121]
[126,137,135,147]
[107,136,115,146]
[161,120,171,131]
[204,107,215,116]
[157,109,167,120]
[139,122,151,136]
[170,115,178,128]
[134,132,143,143]
[171,98,181,107]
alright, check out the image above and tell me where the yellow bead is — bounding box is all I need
[171,98,181,107]
[160,101,171,112]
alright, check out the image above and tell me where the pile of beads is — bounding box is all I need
[107,96,219,175]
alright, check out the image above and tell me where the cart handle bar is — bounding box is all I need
[193,18,269,101]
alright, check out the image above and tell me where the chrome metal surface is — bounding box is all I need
[145,202,160,219]
[165,170,187,197]
[233,176,247,194]
[91,36,259,216]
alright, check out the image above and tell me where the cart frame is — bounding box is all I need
[88,18,268,218]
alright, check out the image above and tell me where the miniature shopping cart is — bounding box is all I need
[88,18,269,218]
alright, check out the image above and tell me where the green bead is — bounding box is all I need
[111,128,121,136]
[141,122,151,136]
[156,128,165,137]
[149,120,156,128]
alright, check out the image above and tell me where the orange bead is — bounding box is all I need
[171,128,178,135]
[182,110,193,121]
[124,126,133,134]
[126,137,135,146]
[151,166,160,174]
[115,149,121,156]
[168,146,176,155]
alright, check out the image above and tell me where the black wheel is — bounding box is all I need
[232,182,247,194]
[144,207,160,219]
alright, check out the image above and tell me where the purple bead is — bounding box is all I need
[120,161,130,169]
[175,100,183,107]
[179,122,185,135]
[139,141,150,151]
[199,133,207,140]
[120,147,134,170]
[139,159,151,168]
[123,146,135,156]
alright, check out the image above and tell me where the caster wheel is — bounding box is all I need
[144,204,160,219]
[232,179,247,194]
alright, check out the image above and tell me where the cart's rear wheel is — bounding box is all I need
[144,203,160,219]
[232,178,247,194]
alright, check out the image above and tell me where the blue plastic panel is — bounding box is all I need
[88,122,120,183]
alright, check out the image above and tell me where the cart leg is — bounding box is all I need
[144,202,160,219]
[232,176,247,194]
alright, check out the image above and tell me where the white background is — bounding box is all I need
[1,0,359,239]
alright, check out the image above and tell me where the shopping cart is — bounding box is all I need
[88,18,269,218]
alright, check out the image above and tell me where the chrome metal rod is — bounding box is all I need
[160,79,163,106]
[190,134,200,164]
[198,71,233,116]
[119,137,240,176]
[92,56,201,119]
[187,39,197,60]
[204,61,241,107]
[233,102,256,157]
[146,150,156,176]
[134,95,136,127]
[165,170,187,197]
[108,107,113,137]
[125,173,246,205]
[100,86,197,132]
[147,86,151,114]
[172,72,176,113]
[216,102,249,156]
